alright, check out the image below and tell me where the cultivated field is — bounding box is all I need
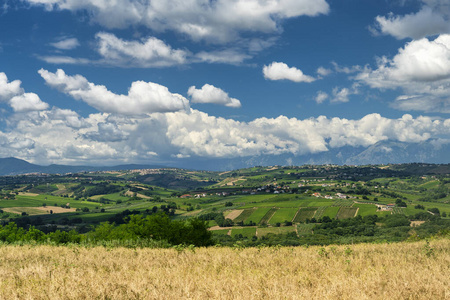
[316,206,340,219]
[336,207,358,219]
[0,239,448,299]
[233,208,256,223]
[245,207,272,224]
[260,207,277,224]
[293,207,317,223]
[3,206,76,215]
[231,227,257,237]
[268,208,297,224]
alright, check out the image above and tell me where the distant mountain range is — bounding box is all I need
[0,157,165,176]
[171,139,450,171]
[0,139,448,174]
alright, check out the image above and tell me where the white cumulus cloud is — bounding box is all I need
[9,93,49,112]
[0,72,23,101]
[373,2,450,39]
[25,0,330,43]
[159,110,449,158]
[38,68,190,116]
[188,84,241,108]
[356,34,450,113]
[96,32,189,67]
[0,72,48,112]
[263,62,315,83]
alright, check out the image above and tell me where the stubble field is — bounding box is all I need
[0,239,448,299]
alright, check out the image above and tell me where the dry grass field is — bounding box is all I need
[0,239,448,299]
[3,206,76,215]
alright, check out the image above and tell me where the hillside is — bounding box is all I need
[0,163,447,248]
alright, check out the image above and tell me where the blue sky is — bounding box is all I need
[0,0,449,167]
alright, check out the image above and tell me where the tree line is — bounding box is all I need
[0,213,213,247]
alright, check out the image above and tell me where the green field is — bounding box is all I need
[0,198,45,208]
[314,206,327,218]
[233,208,256,223]
[231,227,257,237]
[321,206,340,219]
[260,208,278,224]
[354,203,377,216]
[240,198,307,208]
[333,199,354,207]
[413,201,450,215]
[392,207,405,214]
[1,195,100,209]
[245,207,272,224]
[211,229,230,235]
[257,226,296,236]
[269,208,297,224]
[91,192,129,201]
[336,207,358,219]
[297,223,315,235]
[208,220,218,227]
[230,194,276,203]
[305,200,334,207]
[239,194,317,209]
[292,207,317,223]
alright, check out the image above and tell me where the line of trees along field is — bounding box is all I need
[0,213,213,247]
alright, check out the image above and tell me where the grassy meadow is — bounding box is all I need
[0,239,448,299]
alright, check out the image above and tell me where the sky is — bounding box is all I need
[0,0,449,168]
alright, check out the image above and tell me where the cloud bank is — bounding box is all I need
[2,105,448,165]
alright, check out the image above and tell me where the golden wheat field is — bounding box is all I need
[0,240,448,299]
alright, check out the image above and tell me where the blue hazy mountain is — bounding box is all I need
[0,157,165,176]
[0,139,448,174]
